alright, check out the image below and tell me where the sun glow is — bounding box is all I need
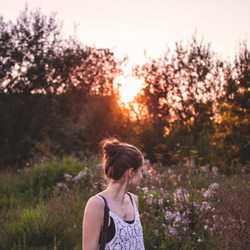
[115,75,144,103]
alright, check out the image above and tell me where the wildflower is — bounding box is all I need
[142,187,148,194]
[201,164,209,172]
[203,182,219,198]
[24,167,30,173]
[158,198,164,207]
[209,182,219,191]
[203,189,212,198]
[212,166,219,175]
[197,238,202,242]
[72,168,88,183]
[174,212,182,223]
[185,159,196,168]
[167,226,178,237]
[174,188,189,204]
[160,188,169,196]
[200,201,211,212]
[146,194,154,205]
[178,174,181,182]
[204,225,208,230]
[64,173,72,182]
[165,210,174,221]
[57,182,69,190]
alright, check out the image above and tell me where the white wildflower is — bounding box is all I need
[209,182,219,191]
[203,182,219,198]
[174,188,189,204]
[158,198,164,207]
[142,187,148,194]
[64,173,72,182]
[165,210,174,221]
[200,201,212,212]
[72,168,88,183]
[56,182,69,190]
[203,190,212,198]
[147,194,153,205]
[167,226,178,237]
[160,188,169,196]
[212,166,219,175]
[174,211,182,223]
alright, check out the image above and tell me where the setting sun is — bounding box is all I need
[115,76,144,103]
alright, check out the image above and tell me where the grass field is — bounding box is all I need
[0,156,249,249]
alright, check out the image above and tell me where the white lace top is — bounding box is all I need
[97,193,145,250]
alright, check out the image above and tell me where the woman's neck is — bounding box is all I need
[105,180,129,204]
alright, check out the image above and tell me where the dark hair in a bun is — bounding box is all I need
[101,139,143,181]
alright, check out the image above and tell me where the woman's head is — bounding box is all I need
[101,139,143,181]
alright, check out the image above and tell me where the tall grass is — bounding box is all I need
[0,157,102,249]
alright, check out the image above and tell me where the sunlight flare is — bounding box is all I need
[115,76,144,103]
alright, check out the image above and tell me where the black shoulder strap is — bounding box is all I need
[98,195,109,250]
[127,192,134,206]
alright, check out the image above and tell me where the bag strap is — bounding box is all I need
[127,192,134,206]
[98,195,109,250]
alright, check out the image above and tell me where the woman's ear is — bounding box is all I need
[127,168,134,178]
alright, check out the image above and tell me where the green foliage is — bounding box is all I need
[0,157,103,249]
[1,192,83,249]
[0,6,123,167]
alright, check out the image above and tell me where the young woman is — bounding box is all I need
[82,139,145,250]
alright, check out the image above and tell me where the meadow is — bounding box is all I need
[1,6,249,250]
[0,155,249,250]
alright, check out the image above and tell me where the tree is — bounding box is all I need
[135,34,221,162]
[0,6,122,167]
[212,42,250,171]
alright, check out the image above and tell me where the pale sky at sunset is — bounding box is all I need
[1,0,249,65]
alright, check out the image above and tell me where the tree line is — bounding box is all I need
[0,7,249,173]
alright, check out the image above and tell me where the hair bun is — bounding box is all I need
[104,141,121,160]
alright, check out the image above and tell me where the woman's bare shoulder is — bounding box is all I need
[84,195,105,215]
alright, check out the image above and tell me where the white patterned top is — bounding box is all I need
[97,193,145,250]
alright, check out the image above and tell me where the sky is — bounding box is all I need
[1,0,250,65]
